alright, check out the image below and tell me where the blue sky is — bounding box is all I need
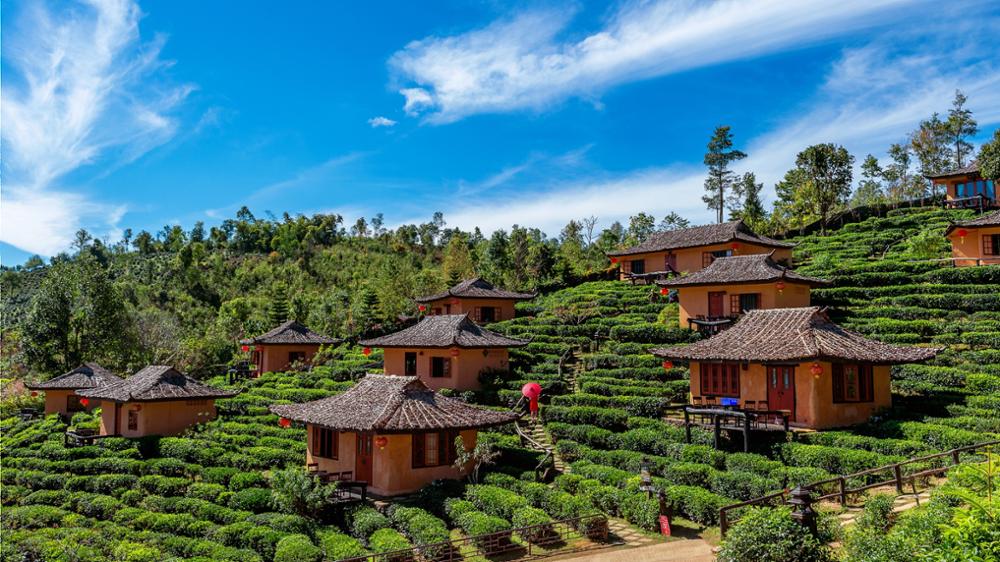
[2,0,1000,265]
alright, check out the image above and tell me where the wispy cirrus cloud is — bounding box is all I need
[1,0,192,256]
[368,116,397,128]
[419,35,1000,235]
[390,0,932,123]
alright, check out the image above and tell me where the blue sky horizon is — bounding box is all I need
[2,0,999,265]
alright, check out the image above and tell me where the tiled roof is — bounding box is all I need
[359,314,529,348]
[926,161,980,179]
[651,307,940,364]
[944,209,1000,235]
[270,374,518,432]
[415,278,536,303]
[607,220,794,257]
[240,320,340,345]
[78,365,239,402]
[655,253,830,288]
[25,363,124,391]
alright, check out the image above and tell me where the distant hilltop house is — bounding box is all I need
[270,374,518,497]
[240,320,341,377]
[25,363,124,416]
[652,307,939,430]
[927,161,997,210]
[359,314,528,391]
[607,220,795,284]
[944,209,1000,267]
[79,365,239,438]
[414,277,536,323]
[656,253,830,332]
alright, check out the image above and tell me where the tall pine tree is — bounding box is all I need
[946,89,977,169]
[702,126,747,223]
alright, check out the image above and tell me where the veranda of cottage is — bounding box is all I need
[652,307,939,430]
[606,220,795,283]
[944,209,1000,267]
[655,253,829,331]
[25,363,124,417]
[414,277,536,323]
[240,320,341,377]
[79,365,238,438]
[359,314,528,391]
[270,374,518,497]
[927,162,998,210]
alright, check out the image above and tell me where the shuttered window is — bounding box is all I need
[412,431,458,468]
[832,363,874,403]
[984,234,998,256]
[312,426,339,459]
[431,357,451,378]
[699,363,740,397]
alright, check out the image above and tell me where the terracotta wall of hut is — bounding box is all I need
[618,242,792,280]
[305,426,357,475]
[422,298,517,322]
[41,389,98,416]
[676,282,812,328]
[370,430,477,496]
[948,226,1000,267]
[99,399,218,437]
[382,348,509,391]
[256,344,323,375]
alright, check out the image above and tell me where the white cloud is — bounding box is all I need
[368,116,398,128]
[1,0,191,256]
[390,0,928,123]
[407,37,1000,235]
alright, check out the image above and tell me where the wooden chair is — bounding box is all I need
[339,471,353,481]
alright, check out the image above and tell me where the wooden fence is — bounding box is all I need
[718,439,999,537]
[345,513,610,562]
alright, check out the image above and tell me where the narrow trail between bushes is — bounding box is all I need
[834,489,934,528]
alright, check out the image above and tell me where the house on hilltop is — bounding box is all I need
[607,220,794,283]
[240,320,340,377]
[359,314,528,391]
[414,277,536,322]
[79,365,238,437]
[652,307,939,430]
[927,162,997,210]
[270,374,518,496]
[25,363,124,416]
[944,209,1000,267]
[656,253,829,331]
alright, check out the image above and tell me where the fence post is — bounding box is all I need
[951,448,961,465]
[713,415,722,449]
[838,477,847,506]
[742,413,751,452]
[893,464,903,494]
[719,509,728,538]
[684,407,691,444]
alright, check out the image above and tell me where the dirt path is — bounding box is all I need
[550,539,715,562]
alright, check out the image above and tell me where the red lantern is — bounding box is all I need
[362,347,372,357]
[810,362,823,377]
[79,398,90,407]
[278,417,291,428]
[450,348,460,357]
[375,436,388,449]
[418,304,427,313]
[660,287,668,296]
[775,280,786,293]
[241,344,249,352]
[662,360,673,371]
[731,242,740,251]
[610,257,618,264]
[956,228,968,241]
[450,297,460,305]
[30,391,38,397]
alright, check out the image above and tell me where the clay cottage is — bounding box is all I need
[414,277,536,323]
[26,363,124,416]
[241,320,340,377]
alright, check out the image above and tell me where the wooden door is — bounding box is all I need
[767,366,795,419]
[355,433,373,483]
[708,292,726,317]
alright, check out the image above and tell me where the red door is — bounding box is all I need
[767,366,795,419]
[708,292,726,318]
[355,433,373,483]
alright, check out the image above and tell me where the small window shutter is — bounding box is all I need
[444,358,451,378]
[985,235,995,255]
[832,363,844,402]
[474,307,481,322]
[412,433,425,468]
[437,431,448,466]
[495,307,502,321]
[730,294,740,315]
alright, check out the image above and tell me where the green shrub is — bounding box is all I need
[717,506,832,562]
[367,528,410,553]
[512,506,554,543]
[229,471,268,491]
[318,531,369,560]
[855,494,895,532]
[465,485,529,520]
[137,475,189,496]
[228,487,273,513]
[350,507,390,539]
[273,534,321,562]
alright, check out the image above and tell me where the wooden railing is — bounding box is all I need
[944,194,994,209]
[718,439,999,537]
[344,513,610,562]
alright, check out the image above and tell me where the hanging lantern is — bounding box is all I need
[418,304,427,313]
[610,257,618,264]
[374,436,388,449]
[450,348,460,357]
[362,347,372,357]
[30,391,38,397]
[810,362,823,378]
[450,297,460,305]
[133,404,142,412]
[956,228,968,242]
[662,360,673,371]
[775,280,786,293]
[660,287,669,296]
[241,344,249,352]
[79,398,90,407]
[731,242,740,251]
[278,417,291,428]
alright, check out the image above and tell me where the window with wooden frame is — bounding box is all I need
[127,410,138,431]
[412,430,459,468]
[431,357,451,378]
[66,394,84,412]
[404,352,417,376]
[702,249,733,268]
[832,364,874,403]
[311,426,339,459]
[288,351,307,364]
[984,234,999,256]
[699,362,740,397]
[729,293,761,316]
[475,306,498,323]
[630,259,645,274]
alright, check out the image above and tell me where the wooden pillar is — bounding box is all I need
[742,413,751,452]
[684,408,691,444]
[713,414,721,449]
